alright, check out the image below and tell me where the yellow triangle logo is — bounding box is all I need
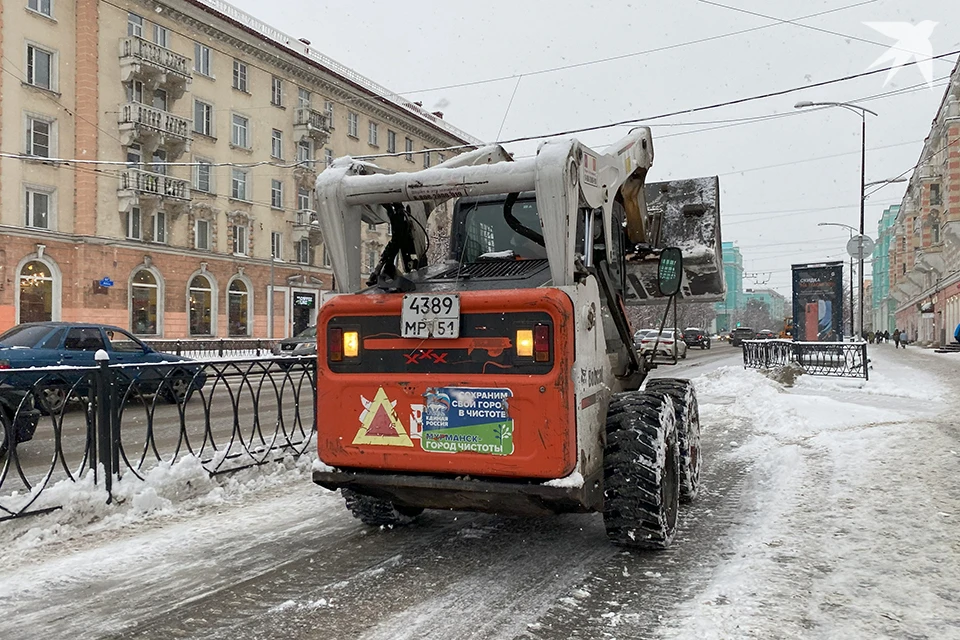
[352,387,413,447]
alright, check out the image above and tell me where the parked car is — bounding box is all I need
[682,327,711,349]
[271,325,317,357]
[0,323,206,413]
[755,329,777,340]
[639,329,688,359]
[0,381,41,456]
[730,327,756,346]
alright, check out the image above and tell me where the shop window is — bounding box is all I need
[130,268,159,335]
[228,279,250,337]
[19,260,54,323]
[188,274,213,335]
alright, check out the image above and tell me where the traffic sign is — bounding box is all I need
[846,234,875,260]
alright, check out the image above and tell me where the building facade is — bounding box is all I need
[713,241,744,332]
[1,0,479,338]
[871,204,899,334]
[890,60,960,345]
[743,288,786,324]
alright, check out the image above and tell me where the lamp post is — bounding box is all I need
[796,100,878,337]
[818,222,857,337]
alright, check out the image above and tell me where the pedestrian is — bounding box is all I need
[954,322,960,344]
[893,328,901,349]
[899,329,908,348]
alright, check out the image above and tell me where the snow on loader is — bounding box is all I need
[311,128,724,549]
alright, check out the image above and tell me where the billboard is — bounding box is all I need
[791,262,844,341]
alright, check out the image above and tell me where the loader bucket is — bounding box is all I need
[624,176,725,304]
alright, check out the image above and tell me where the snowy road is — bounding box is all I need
[1,345,958,639]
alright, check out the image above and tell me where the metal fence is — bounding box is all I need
[742,339,869,380]
[0,355,315,521]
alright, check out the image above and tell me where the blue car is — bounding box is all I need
[0,322,206,414]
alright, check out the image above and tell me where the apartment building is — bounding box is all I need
[871,204,899,334]
[0,0,480,338]
[889,59,960,345]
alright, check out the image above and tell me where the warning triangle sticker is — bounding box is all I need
[353,387,413,447]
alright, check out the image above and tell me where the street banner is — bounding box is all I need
[791,262,844,341]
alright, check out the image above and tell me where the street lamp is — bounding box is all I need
[818,222,857,337]
[796,100,878,337]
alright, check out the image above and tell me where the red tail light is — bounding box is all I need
[0,360,11,370]
[533,324,551,362]
[327,327,343,362]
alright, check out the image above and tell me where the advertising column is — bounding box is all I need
[791,262,845,341]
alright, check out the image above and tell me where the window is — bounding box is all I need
[126,143,142,167]
[26,44,53,90]
[194,158,212,193]
[64,326,104,352]
[26,116,52,157]
[193,100,213,136]
[271,179,283,209]
[347,112,358,138]
[25,187,51,229]
[298,88,311,109]
[271,129,283,159]
[232,60,248,92]
[322,245,331,267]
[131,269,159,335]
[152,88,167,111]
[231,114,249,148]
[28,0,52,17]
[271,232,283,260]
[368,121,379,146]
[324,101,334,125]
[228,279,250,337]
[271,76,283,106]
[188,275,213,336]
[367,222,377,231]
[931,184,941,206]
[125,80,144,104]
[152,211,166,243]
[438,153,445,164]
[296,237,310,264]
[19,261,56,324]
[126,207,142,240]
[297,139,312,164]
[423,150,431,168]
[231,168,248,200]
[405,137,413,162]
[297,188,311,211]
[325,148,334,167]
[387,130,397,154]
[151,148,167,175]
[153,24,169,48]
[127,13,143,37]
[366,248,377,273]
[194,42,212,76]
[195,219,210,250]
[232,224,247,255]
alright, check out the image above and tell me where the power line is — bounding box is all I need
[398,0,879,94]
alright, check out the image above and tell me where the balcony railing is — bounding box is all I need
[120,36,190,77]
[294,108,331,143]
[119,168,190,201]
[295,209,318,226]
[119,102,192,151]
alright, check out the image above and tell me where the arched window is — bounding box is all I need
[130,269,160,335]
[189,274,214,335]
[18,260,55,323]
[228,278,250,336]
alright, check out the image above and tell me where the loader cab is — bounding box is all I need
[449,192,628,296]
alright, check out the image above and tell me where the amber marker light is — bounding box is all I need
[343,331,360,358]
[516,329,534,357]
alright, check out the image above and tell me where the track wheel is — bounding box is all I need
[602,390,680,549]
[645,378,701,502]
[341,488,423,527]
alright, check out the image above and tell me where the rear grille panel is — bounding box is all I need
[430,259,548,281]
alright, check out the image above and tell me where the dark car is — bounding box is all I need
[730,327,756,346]
[0,381,41,456]
[755,329,777,340]
[0,323,206,413]
[682,327,711,349]
[271,325,317,357]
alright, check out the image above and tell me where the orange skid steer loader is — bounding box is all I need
[311,129,724,549]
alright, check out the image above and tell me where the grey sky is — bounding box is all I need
[232,0,960,295]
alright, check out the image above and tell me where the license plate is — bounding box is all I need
[401,294,460,339]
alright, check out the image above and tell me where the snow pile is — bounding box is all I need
[0,440,318,561]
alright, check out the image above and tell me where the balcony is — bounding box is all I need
[293,108,331,145]
[118,168,190,213]
[119,37,191,99]
[294,209,323,240]
[118,102,192,156]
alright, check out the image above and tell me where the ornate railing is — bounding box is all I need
[119,168,190,200]
[120,36,191,78]
[120,102,191,140]
[0,356,315,521]
[742,339,869,379]
[294,107,329,131]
